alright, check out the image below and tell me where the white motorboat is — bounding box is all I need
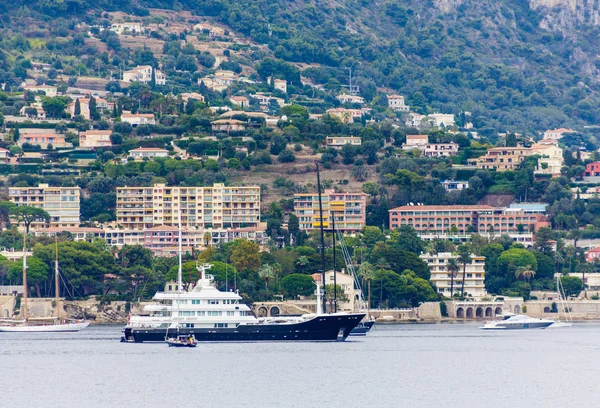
[480,314,555,330]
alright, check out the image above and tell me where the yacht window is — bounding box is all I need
[227,311,234,316]
[179,311,193,316]
[192,300,201,305]
[208,299,219,304]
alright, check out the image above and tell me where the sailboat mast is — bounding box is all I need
[331,210,337,313]
[177,211,183,293]
[315,162,327,314]
[55,235,60,321]
[22,228,28,322]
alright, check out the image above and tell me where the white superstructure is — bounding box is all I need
[129,264,258,330]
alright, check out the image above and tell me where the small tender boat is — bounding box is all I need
[350,320,375,336]
[480,314,555,330]
[166,334,197,347]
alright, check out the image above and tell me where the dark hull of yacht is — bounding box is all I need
[122,313,365,343]
[349,320,375,336]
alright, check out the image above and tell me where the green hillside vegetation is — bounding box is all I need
[2,0,600,132]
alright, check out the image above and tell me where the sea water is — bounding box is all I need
[1,323,599,408]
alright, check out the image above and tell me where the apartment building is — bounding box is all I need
[325,136,362,149]
[79,130,112,149]
[389,204,551,243]
[468,146,532,171]
[294,190,367,232]
[387,94,410,112]
[116,183,261,231]
[401,134,429,151]
[122,65,166,85]
[9,184,80,229]
[423,143,459,157]
[420,252,487,298]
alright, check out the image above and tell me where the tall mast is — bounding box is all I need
[22,227,28,322]
[315,162,327,314]
[178,211,183,293]
[55,235,60,321]
[331,210,337,313]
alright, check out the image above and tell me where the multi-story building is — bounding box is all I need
[9,184,80,229]
[423,143,459,157]
[543,128,575,140]
[294,190,367,232]
[405,113,426,128]
[18,131,69,149]
[387,94,410,112]
[120,112,156,126]
[336,94,365,104]
[441,180,469,191]
[116,183,261,231]
[420,252,487,298]
[122,65,166,85]
[389,204,551,245]
[532,139,564,177]
[23,85,58,97]
[428,113,455,127]
[325,136,362,149]
[468,146,532,171]
[79,130,112,149]
[128,148,169,160]
[401,134,429,151]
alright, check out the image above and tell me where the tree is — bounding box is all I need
[166,261,200,290]
[280,273,316,297]
[74,98,81,116]
[11,206,51,233]
[208,262,239,291]
[446,258,460,297]
[110,132,123,145]
[0,201,16,230]
[515,265,536,283]
[535,227,554,255]
[341,144,358,164]
[42,96,69,118]
[457,245,472,297]
[371,269,437,308]
[270,135,287,155]
[230,240,261,274]
[89,95,99,120]
[560,276,583,298]
[8,257,49,297]
[258,264,276,291]
[118,245,153,269]
[357,262,375,307]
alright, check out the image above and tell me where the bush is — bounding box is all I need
[278,150,296,163]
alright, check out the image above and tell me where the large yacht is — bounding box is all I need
[480,314,555,330]
[122,264,365,342]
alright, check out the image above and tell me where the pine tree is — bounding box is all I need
[74,98,81,116]
[112,103,117,118]
[13,127,20,142]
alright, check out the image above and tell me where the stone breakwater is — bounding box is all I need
[1,297,150,324]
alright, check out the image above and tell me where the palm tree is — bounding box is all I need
[564,245,575,272]
[203,232,212,247]
[456,245,472,298]
[446,258,460,297]
[576,263,594,298]
[515,265,536,283]
[258,264,276,292]
[358,262,375,310]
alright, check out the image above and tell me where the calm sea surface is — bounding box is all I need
[2,322,600,408]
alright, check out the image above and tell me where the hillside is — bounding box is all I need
[3,0,600,133]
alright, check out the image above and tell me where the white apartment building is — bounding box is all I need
[387,94,410,112]
[9,184,80,229]
[128,147,169,160]
[428,113,455,127]
[122,65,166,85]
[337,94,365,104]
[423,142,459,157]
[420,252,487,298]
[116,183,261,231]
[120,112,156,126]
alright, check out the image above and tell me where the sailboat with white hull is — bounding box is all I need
[0,236,89,333]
